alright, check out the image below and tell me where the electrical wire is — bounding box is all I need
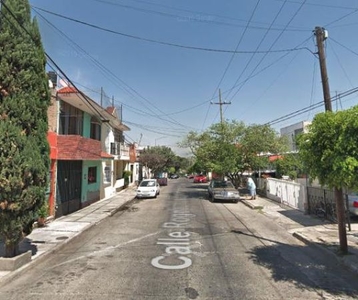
[92,0,309,32]
[31,6,310,55]
[32,8,193,131]
[264,86,358,126]
[228,0,308,103]
[324,7,358,27]
[273,0,358,11]
[327,40,355,88]
[226,0,289,101]
[202,0,262,131]
[330,37,358,58]
[0,1,111,123]
[306,51,317,120]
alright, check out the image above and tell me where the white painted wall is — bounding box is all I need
[258,177,307,211]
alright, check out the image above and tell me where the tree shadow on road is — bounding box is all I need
[232,230,358,298]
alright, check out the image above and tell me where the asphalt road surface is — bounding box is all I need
[1,178,358,299]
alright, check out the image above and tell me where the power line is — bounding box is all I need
[0,1,112,123]
[264,86,358,126]
[226,0,289,101]
[32,8,192,131]
[228,0,308,103]
[93,0,309,32]
[32,6,310,55]
[330,37,358,58]
[273,0,358,11]
[206,0,261,128]
[328,40,355,88]
[324,7,358,27]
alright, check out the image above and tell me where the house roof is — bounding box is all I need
[268,155,283,162]
[57,86,78,94]
[57,135,113,160]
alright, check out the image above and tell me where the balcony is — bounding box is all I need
[110,142,130,160]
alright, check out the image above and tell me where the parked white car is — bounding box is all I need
[348,192,358,216]
[136,179,160,199]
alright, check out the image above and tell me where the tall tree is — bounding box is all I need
[139,146,176,176]
[240,124,289,172]
[298,107,358,254]
[273,153,303,179]
[180,121,288,187]
[0,0,50,257]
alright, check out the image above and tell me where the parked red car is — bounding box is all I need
[193,174,207,183]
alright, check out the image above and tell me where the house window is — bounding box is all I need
[104,166,111,184]
[88,167,97,184]
[59,102,83,135]
[90,117,101,141]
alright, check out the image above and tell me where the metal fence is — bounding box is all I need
[307,186,351,230]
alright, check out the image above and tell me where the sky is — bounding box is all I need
[28,0,358,156]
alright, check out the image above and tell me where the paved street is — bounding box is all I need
[1,178,358,299]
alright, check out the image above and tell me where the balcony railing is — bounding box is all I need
[110,142,130,159]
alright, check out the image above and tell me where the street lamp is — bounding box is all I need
[155,136,167,146]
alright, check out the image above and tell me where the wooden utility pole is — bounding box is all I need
[315,26,347,254]
[314,26,332,112]
[211,89,231,124]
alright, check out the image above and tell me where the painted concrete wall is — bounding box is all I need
[83,112,91,138]
[257,177,307,212]
[82,160,101,204]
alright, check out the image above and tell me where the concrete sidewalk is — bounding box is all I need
[0,185,137,285]
[241,195,358,275]
[1,186,358,286]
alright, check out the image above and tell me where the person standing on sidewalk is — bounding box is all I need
[247,177,256,200]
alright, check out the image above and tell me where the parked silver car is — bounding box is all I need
[348,193,358,216]
[208,180,240,203]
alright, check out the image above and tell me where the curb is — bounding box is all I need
[0,222,93,288]
[292,231,358,276]
[0,195,136,288]
[241,199,263,210]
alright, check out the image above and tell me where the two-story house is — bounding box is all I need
[47,83,130,218]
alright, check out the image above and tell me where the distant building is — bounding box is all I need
[280,121,311,152]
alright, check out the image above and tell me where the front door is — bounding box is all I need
[56,160,82,217]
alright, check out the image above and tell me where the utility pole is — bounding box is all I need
[315,26,347,254]
[100,87,103,107]
[211,89,231,124]
[314,26,332,112]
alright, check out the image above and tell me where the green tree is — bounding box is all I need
[240,124,289,172]
[181,121,288,187]
[0,0,50,257]
[297,107,358,254]
[139,146,176,176]
[273,153,303,179]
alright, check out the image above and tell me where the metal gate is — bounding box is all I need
[56,160,82,217]
[307,187,351,230]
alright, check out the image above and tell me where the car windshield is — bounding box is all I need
[213,181,234,188]
[140,181,155,187]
